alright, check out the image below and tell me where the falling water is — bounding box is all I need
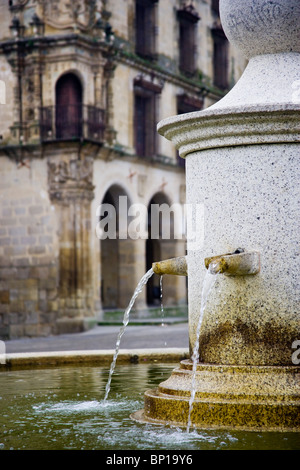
[187,264,218,432]
[103,268,154,402]
[160,275,167,348]
[160,275,165,328]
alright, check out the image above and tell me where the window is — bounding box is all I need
[134,77,162,158]
[40,72,105,143]
[55,73,82,139]
[135,0,158,59]
[177,4,200,76]
[212,26,229,90]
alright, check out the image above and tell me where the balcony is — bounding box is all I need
[40,104,105,144]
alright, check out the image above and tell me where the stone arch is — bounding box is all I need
[146,191,187,307]
[55,68,85,92]
[100,184,136,310]
[146,192,173,305]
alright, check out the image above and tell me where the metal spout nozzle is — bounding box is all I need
[205,249,260,276]
[152,256,188,276]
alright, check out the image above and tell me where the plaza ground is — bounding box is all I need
[5,322,189,354]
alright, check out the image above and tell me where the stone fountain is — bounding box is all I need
[132,0,300,431]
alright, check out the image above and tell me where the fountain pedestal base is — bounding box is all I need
[131,360,300,432]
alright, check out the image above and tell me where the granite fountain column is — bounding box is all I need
[132,0,300,431]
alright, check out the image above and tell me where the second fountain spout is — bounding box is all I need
[205,249,260,276]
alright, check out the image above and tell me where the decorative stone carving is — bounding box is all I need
[48,157,94,201]
[40,0,102,31]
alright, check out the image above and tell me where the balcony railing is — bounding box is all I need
[40,104,105,143]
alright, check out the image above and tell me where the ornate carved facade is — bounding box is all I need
[0,0,246,338]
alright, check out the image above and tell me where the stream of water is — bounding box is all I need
[160,275,165,328]
[187,266,218,432]
[104,263,219,433]
[103,268,154,402]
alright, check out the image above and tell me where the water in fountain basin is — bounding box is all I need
[103,268,154,402]
[1,363,297,450]
[187,264,219,432]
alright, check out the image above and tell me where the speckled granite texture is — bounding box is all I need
[136,0,300,430]
[220,0,300,58]
[187,143,299,366]
[132,360,300,431]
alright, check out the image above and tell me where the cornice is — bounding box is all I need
[117,49,223,100]
[0,32,225,100]
[158,104,300,158]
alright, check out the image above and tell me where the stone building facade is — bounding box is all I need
[0,0,246,338]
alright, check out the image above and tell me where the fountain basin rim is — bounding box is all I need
[0,347,189,370]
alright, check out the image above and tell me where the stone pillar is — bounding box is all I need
[27,55,43,143]
[158,0,300,367]
[48,155,97,333]
[7,50,24,144]
[92,60,105,108]
[103,59,117,145]
[136,0,300,432]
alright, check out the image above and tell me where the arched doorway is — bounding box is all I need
[100,190,119,308]
[146,237,161,305]
[146,192,175,306]
[100,185,135,310]
[55,73,82,139]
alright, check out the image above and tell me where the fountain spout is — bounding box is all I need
[204,249,260,276]
[152,256,187,276]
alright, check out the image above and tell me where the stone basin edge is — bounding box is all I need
[0,348,190,370]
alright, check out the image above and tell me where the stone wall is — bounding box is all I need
[0,156,59,338]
